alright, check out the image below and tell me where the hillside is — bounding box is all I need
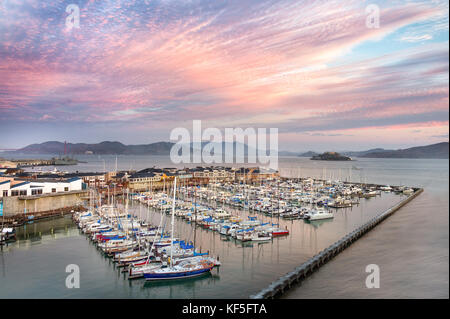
[341,148,387,157]
[12,140,266,156]
[13,141,174,155]
[360,142,448,159]
[10,141,449,158]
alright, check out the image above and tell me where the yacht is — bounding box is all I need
[304,208,334,221]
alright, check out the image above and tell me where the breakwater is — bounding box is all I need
[1,190,88,226]
[1,205,84,227]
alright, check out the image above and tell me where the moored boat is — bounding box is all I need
[143,259,214,281]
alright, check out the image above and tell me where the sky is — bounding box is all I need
[0,0,448,152]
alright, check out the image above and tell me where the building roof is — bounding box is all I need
[130,172,156,179]
[12,176,81,184]
[11,181,30,189]
[135,167,179,177]
[163,172,175,176]
[15,172,104,180]
[236,167,253,173]
[137,168,162,174]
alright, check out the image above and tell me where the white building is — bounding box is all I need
[0,177,83,198]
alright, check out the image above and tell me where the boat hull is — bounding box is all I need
[272,231,289,236]
[308,215,333,221]
[144,267,212,281]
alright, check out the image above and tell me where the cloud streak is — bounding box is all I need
[0,0,448,149]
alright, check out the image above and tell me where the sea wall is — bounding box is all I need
[2,190,87,217]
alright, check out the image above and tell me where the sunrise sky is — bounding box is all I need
[0,0,448,152]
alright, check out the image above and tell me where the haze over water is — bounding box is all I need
[0,156,447,298]
[1,0,448,300]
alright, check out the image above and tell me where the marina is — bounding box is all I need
[0,0,448,306]
[1,157,428,298]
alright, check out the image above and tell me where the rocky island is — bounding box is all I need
[311,152,352,161]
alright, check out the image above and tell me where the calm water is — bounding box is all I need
[282,159,449,299]
[0,156,448,298]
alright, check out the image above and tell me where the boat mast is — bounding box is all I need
[125,188,129,213]
[170,177,177,268]
[193,185,197,249]
[1,199,4,235]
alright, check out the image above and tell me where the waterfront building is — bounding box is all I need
[0,159,17,169]
[128,171,162,190]
[0,176,82,198]
[77,172,107,188]
[189,166,235,181]
[17,171,107,189]
[235,167,279,182]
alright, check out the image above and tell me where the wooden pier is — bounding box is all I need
[1,205,85,227]
[249,187,424,299]
[11,159,54,167]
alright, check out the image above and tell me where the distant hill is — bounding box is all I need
[11,140,273,156]
[279,151,301,156]
[360,142,448,159]
[298,151,319,157]
[341,148,387,157]
[11,141,448,159]
[12,141,174,155]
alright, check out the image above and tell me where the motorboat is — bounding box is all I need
[304,209,334,221]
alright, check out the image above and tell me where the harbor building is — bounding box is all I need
[0,159,18,169]
[15,172,108,189]
[0,177,83,198]
[127,168,177,191]
[190,166,235,181]
[0,176,86,220]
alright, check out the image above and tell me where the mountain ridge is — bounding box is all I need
[11,141,174,155]
[359,142,448,159]
[7,141,449,159]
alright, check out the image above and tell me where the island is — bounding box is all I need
[311,152,352,161]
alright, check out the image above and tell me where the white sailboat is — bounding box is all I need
[304,208,334,221]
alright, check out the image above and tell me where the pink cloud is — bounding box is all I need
[0,0,447,148]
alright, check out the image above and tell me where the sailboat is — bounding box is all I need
[1,201,15,243]
[143,178,215,281]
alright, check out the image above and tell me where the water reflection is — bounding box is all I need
[142,271,220,289]
[0,157,446,298]
[1,186,407,298]
[304,219,333,229]
[1,216,79,252]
